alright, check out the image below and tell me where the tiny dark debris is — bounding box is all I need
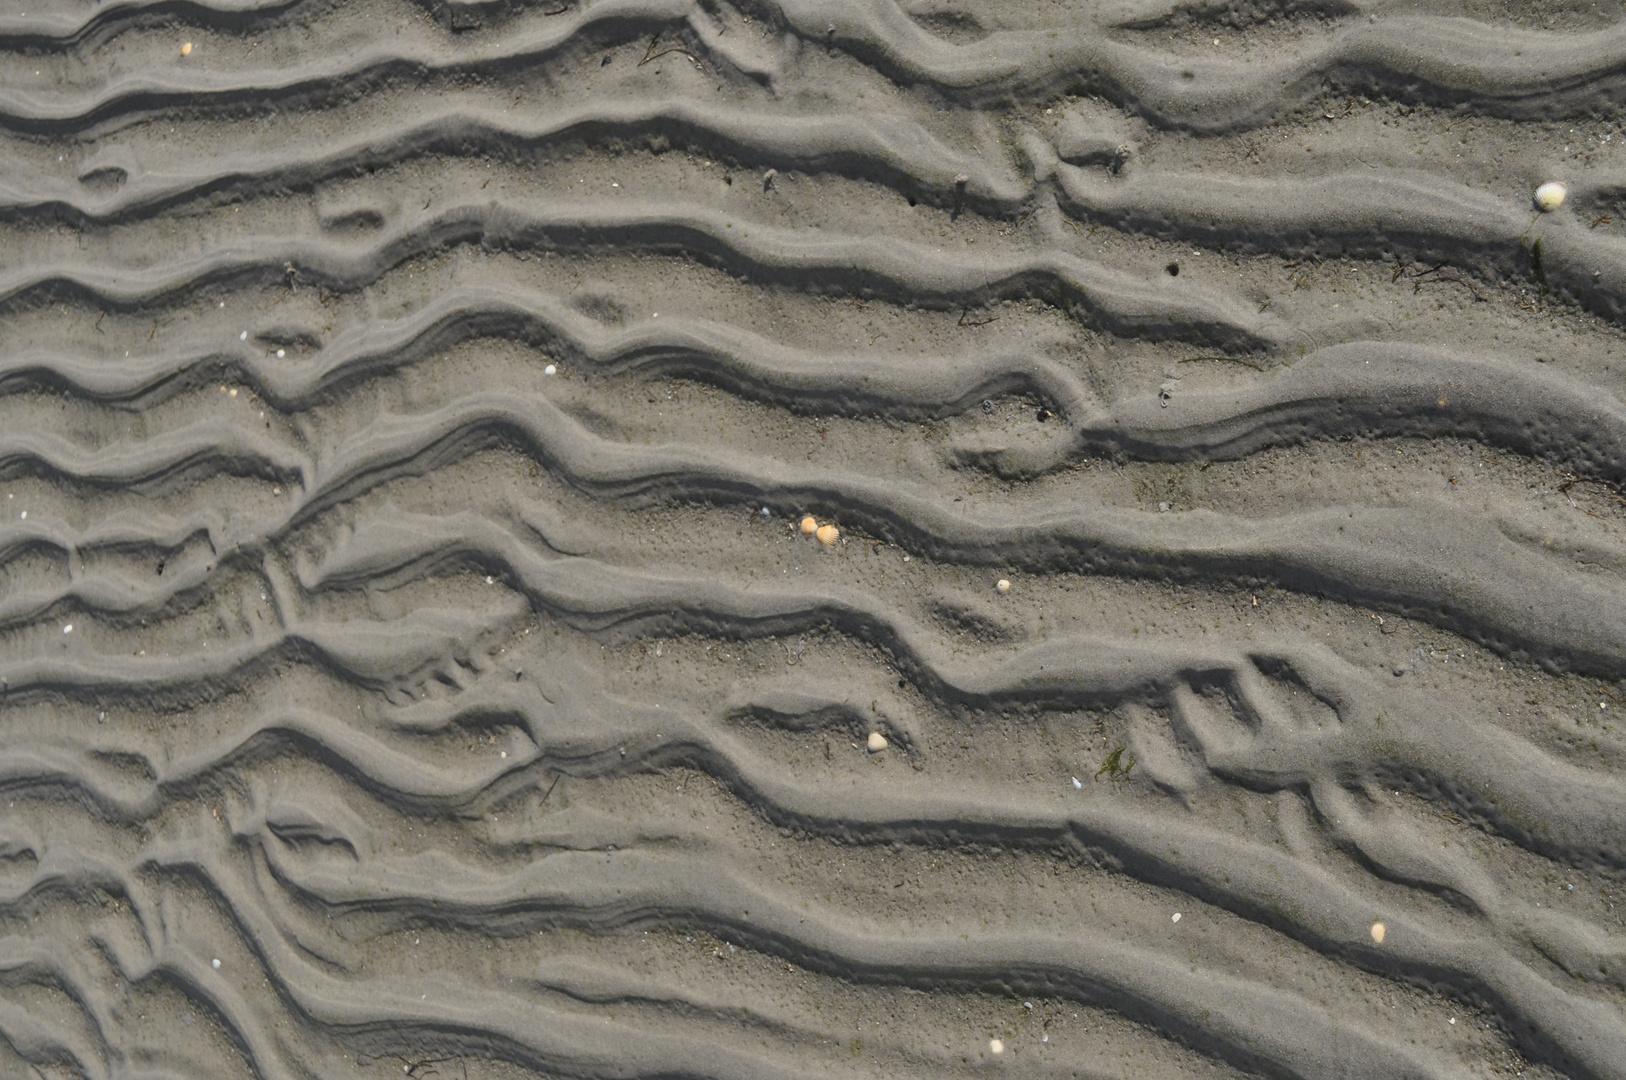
[1166,262,1180,276]
[1559,473,1626,518]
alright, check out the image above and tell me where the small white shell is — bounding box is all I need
[988,1038,1005,1055]
[1535,181,1567,212]
[866,731,888,753]
[996,578,1011,594]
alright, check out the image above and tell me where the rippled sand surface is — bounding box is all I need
[4,1,1626,1078]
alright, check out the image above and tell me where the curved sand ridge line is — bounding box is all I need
[5,636,1626,1079]
[795,2,1626,126]
[6,381,1626,672]
[4,111,1611,318]
[2,678,1622,1079]
[0,103,1022,223]
[0,841,1491,1080]
[8,594,1626,877]
[0,97,1600,304]
[4,0,1626,133]
[1047,161,1626,320]
[7,289,1626,488]
[0,1,306,46]
[6,502,1626,879]
[8,294,1626,496]
[6,548,1625,1077]
[0,201,1275,347]
[4,0,1626,1077]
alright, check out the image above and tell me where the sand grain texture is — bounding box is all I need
[2,1,1626,1078]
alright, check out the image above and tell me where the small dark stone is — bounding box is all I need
[1036,408,1052,422]
[602,55,612,66]
[1166,262,1180,276]
[981,399,995,414]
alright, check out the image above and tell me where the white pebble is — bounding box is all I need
[275,349,285,358]
[1072,776,1082,789]
[1171,912,1181,923]
[239,331,248,341]
[62,624,73,634]
[1535,181,1567,212]
[988,1038,1004,1055]
[211,958,220,969]
[866,731,888,753]
[996,578,1011,594]
[1370,921,1386,943]
[544,364,557,376]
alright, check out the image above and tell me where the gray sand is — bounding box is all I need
[1,1,1625,1077]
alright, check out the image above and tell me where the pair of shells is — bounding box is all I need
[799,515,839,545]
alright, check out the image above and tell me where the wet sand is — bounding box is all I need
[2,1,1626,1078]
